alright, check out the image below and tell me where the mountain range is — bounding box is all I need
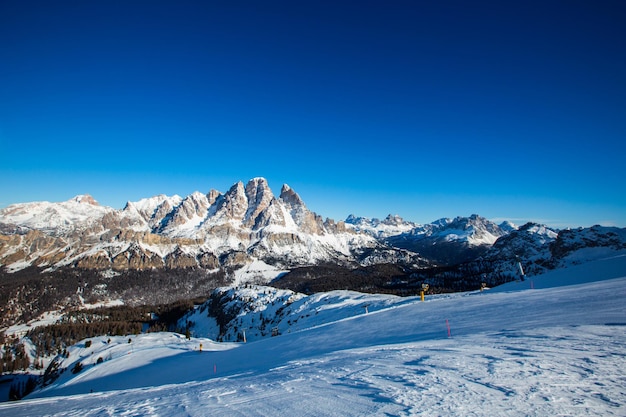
[1,177,625,326]
[0,178,423,273]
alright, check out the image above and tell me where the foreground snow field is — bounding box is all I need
[1,257,625,416]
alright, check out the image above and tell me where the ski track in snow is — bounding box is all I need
[2,325,625,417]
[1,272,625,416]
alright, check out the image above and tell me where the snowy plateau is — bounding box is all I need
[0,256,625,416]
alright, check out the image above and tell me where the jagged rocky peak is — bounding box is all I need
[178,192,210,220]
[499,220,517,232]
[216,181,248,220]
[444,214,509,242]
[383,214,405,225]
[277,183,324,234]
[121,194,182,230]
[279,184,305,208]
[207,189,221,205]
[244,178,275,226]
[345,214,359,223]
[70,194,99,206]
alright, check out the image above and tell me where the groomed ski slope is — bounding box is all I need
[1,256,625,416]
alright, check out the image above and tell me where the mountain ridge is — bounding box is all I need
[1,178,408,274]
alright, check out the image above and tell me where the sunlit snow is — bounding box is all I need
[0,257,624,416]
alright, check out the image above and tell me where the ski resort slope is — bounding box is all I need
[2,259,626,416]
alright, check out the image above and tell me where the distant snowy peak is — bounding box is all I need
[122,194,183,229]
[481,222,626,277]
[347,213,511,247]
[0,195,113,236]
[550,225,626,262]
[345,214,417,238]
[498,220,517,233]
[486,222,559,265]
[70,194,100,206]
[401,214,510,246]
[384,214,514,265]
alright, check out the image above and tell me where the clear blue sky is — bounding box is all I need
[1,1,625,228]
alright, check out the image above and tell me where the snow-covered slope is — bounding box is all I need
[484,223,626,278]
[2,257,624,416]
[178,285,420,343]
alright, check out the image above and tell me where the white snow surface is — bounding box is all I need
[2,258,626,416]
[231,260,289,286]
[0,196,113,235]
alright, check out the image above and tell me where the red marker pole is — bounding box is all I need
[446,319,451,338]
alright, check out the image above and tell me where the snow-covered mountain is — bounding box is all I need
[2,257,625,416]
[480,223,626,278]
[0,194,113,236]
[0,178,413,273]
[345,214,418,238]
[386,214,512,265]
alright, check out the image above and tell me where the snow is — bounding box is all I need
[562,247,624,264]
[0,197,113,235]
[2,298,125,339]
[232,259,290,286]
[345,214,417,238]
[1,257,624,416]
[527,223,559,239]
[4,260,32,273]
[2,311,66,339]
[437,226,500,245]
[492,253,626,292]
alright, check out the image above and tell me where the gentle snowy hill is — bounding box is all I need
[178,285,420,343]
[1,257,624,416]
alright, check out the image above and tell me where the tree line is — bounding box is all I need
[0,266,229,328]
[25,298,204,358]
